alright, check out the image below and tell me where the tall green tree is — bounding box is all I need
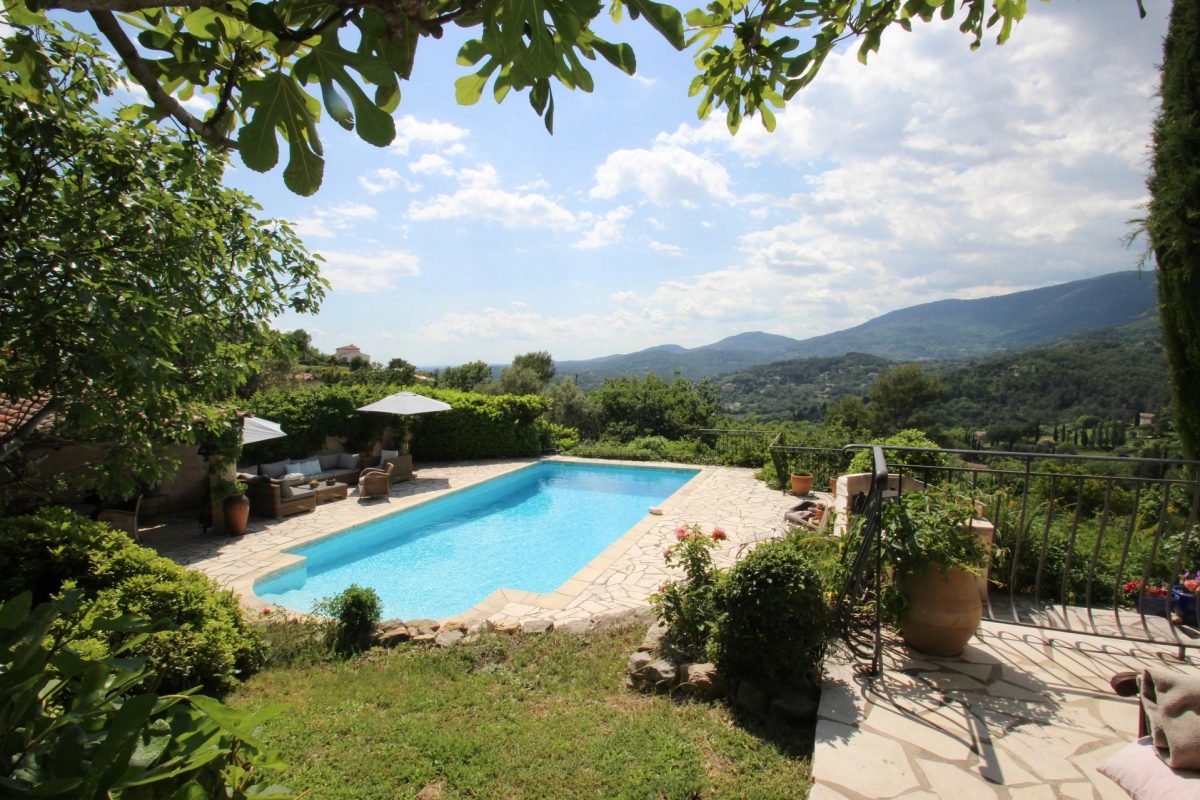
[1,2,1041,194]
[440,360,494,391]
[1146,0,1200,459]
[867,365,945,433]
[0,22,326,498]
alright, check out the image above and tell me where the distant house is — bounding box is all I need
[335,344,369,364]
[1139,412,1157,427]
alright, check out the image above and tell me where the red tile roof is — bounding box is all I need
[0,396,53,440]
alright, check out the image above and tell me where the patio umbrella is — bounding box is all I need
[241,414,287,444]
[357,391,452,415]
[357,391,451,454]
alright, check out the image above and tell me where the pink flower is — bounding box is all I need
[657,583,666,593]
[662,548,671,559]
[260,607,272,615]
[711,527,727,541]
[675,527,689,542]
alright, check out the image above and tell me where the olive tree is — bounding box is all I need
[0,22,326,499]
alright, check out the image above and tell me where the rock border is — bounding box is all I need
[372,607,656,648]
[624,618,820,724]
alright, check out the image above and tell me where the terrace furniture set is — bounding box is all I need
[238,452,405,519]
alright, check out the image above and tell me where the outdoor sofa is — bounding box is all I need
[238,453,363,519]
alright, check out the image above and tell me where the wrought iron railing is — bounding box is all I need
[767,438,854,492]
[826,444,1200,671]
[695,428,776,467]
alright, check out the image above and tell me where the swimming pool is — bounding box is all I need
[255,461,699,620]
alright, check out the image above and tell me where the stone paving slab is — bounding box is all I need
[812,621,1198,799]
[144,456,812,627]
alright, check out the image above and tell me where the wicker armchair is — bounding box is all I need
[96,495,142,542]
[357,462,394,500]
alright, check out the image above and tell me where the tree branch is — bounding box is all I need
[47,0,227,11]
[88,11,238,150]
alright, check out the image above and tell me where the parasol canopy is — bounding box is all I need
[241,414,287,444]
[357,391,451,416]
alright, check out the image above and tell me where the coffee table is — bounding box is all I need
[314,481,348,504]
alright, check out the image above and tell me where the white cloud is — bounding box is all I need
[316,250,420,293]
[407,163,576,229]
[649,241,684,257]
[390,115,469,156]
[410,154,452,175]
[590,145,734,205]
[357,167,418,194]
[575,206,632,249]
[293,203,379,239]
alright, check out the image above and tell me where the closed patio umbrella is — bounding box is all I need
[241,414,287,444]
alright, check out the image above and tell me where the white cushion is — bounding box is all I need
[1097,737,1200,799]
[281,472,306,486]
[379,449,399,466]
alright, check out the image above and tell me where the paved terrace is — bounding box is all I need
[144,456,1188,796]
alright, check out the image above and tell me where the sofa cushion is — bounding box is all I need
[261,460,289,479]
[236,463,258,476]
[286,458,322,477]
[318,453,341,471]
[338,453,359,470]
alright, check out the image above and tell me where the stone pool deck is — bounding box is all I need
[812,623,1197,799]
[143,456,802,628]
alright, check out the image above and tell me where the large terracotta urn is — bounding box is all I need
[223,493,250,537]
[900,563,982,657]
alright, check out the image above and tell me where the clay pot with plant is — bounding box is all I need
[222,480,250,537]
[880,486,990,657]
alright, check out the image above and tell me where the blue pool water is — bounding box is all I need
[255,461,698,620]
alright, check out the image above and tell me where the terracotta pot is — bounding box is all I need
[222,493,250,537]
[900,563,982,657]
[829,477,838,496]
[790,473,813,496]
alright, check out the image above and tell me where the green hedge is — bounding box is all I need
[0,508,264,695]
[245,384,551,462]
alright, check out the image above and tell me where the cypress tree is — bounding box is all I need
[1147,0,1200,459]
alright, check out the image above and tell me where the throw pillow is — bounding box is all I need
[318,453,340,471]
[1097,737,1200,799]
[380,449,399,466]
[261,460,289,479]
[281,472,306,486]
[338,452,359,470]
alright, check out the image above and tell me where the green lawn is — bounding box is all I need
[232,624,813,799]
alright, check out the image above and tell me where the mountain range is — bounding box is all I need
[555,271,1159,387]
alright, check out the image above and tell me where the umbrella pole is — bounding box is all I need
[401,419,411,455]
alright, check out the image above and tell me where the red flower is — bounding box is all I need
[260,607,272,615]
[711,527,727,541]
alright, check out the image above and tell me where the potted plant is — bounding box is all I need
[790,470,814,496]
[221,480,250,537]
[1125,580,1170,618]
[880,486,990,657]
[1172,572,1199,626]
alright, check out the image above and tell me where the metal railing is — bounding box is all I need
[827,444,1200,674]
[695,428,776,467]
[767,437,854,491]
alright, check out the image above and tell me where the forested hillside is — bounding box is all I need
[718,318,1170,430]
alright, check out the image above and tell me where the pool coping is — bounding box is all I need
[231,456,715,625]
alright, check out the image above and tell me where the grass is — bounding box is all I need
[232,623,813,799]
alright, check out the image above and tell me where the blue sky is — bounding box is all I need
[213,3,1169,367]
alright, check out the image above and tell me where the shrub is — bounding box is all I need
[0,591,289,799]
[650,524,727,660]
[0,508,264,695]
[712,536,828,690]
[846,428,948,475]
[570,436,717,464]
[315,584,382,654]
